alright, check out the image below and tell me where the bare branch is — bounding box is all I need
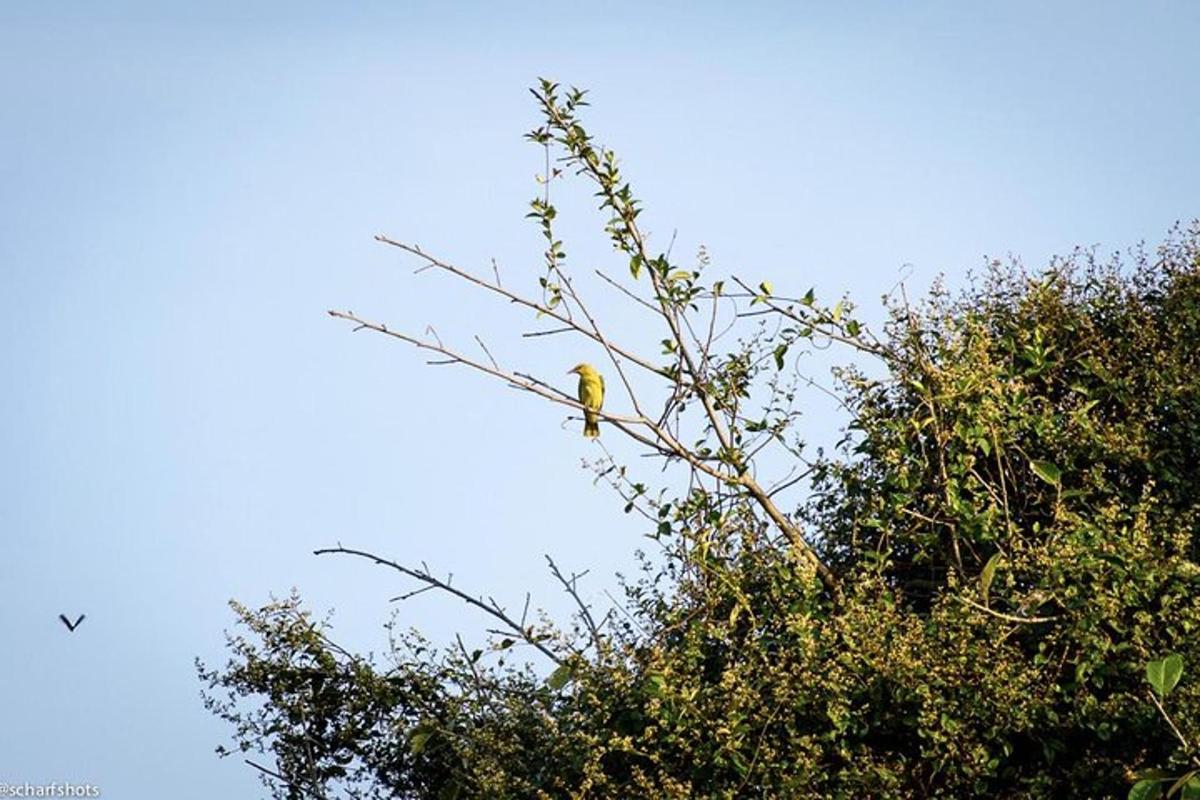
[555,270,646,417]
[1147,689,1200,767]
[766,465,813,499]
[546,555,606,657]
[474,334,500,371]
[373,235,668,378]
[594,268,660,315]
[522,326,575,338]
[328,309,642,427]
[389,584,438,602]
[952,594,1062,624]
[314,545,565,666]
[244,759,328,800]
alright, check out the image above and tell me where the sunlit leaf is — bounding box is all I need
[1146,654,1184,697]
[980,553,1003,606]
[409,727,434,755]
[1129,778,1165,800]
[1030,460,1062,485]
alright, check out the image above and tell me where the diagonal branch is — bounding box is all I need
[546,555,606,658]
[1147,690,1200,768]
[327,309,737,485]
[314,545,566,666]
[952,594,1062,624]
[374,235,669,378]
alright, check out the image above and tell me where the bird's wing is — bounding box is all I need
[599,373,606,398]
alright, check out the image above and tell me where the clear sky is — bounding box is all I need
[1,2,1197,796]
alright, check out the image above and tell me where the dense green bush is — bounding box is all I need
[199,84,1200,799]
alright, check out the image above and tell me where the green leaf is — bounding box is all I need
[1169,771,1200,798]
[1146,654,1184,697]
[773,344,789,371]
[630,255,642,279]
[759,280,774,296]
[1129,779,1166,800]
[409,727,434,755]
[801,288,815,306]
[1179,774,1200,800]
[979,553,1003,606]
[547,664,573,691]
[831,300,844,322]
[1136,770,1175,782]
[1030,460,1062,485]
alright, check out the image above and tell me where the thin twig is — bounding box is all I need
[594,268,660,314]
[546,555,606,657]
[243,759,327,800]
[952,594,1062,624]
[1147,690,1200,767]
[522,326,575,338]
[374,235,668,377]
[474,335,500,370]
[329,309,741,483]
[329,310,640,427]
[729,275,888,357]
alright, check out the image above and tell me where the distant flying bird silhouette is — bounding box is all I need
[59,613,85,632]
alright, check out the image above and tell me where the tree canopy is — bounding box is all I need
[199,82,1200,799]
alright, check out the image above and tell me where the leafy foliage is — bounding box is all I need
[200,83,1200,798]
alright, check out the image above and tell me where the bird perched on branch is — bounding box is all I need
[568,363,605,438]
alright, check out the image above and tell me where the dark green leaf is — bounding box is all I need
[773,344,789,371]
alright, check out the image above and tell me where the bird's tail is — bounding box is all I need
[584,410,600,438]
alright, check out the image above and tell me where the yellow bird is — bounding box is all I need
[568,363,605,438]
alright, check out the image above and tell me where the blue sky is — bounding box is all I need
[1,2,1197,796]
